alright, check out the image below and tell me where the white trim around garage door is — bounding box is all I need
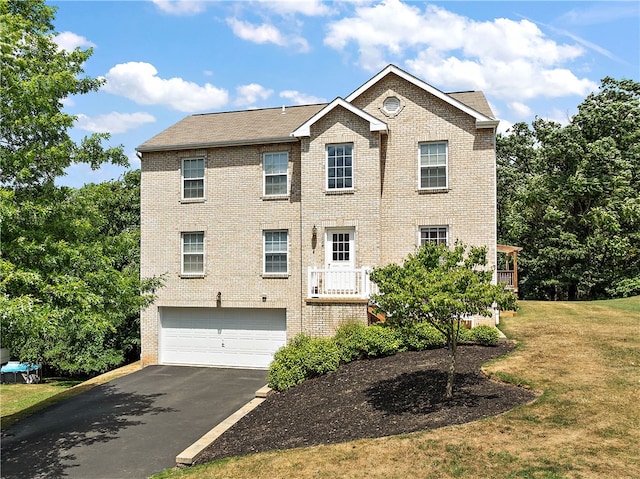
[159,307,286,369]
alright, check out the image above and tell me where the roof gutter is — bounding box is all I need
[476,119,500,129]
[136,135,300,153]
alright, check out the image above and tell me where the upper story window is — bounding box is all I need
[264,230,288,275]
[182,158,204,199]
[263,152,289,196]
[182,232,204,276]
[419,142,447,189]
[327,144,353,190]
[420,226,448,246]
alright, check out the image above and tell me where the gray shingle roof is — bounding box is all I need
[137,104,327,152]
[138,88,495,153]
[447,91,495,119]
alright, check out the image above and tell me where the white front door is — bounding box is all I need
[325,228,356,291]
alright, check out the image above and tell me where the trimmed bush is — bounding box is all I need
[301,337,341,376]
[400,322,446,350]
[359,324,404,357]
[334,322,403,360]
[333,321,369,362]
[267,334,340,391]
[469,325,500,346]
[457,325,474,344]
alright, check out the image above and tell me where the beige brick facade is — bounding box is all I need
[139,65,499,366]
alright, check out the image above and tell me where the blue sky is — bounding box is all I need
[49,0,639,188]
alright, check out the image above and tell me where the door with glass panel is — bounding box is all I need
[325,229,356,292]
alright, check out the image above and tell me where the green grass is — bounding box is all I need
[0,361,141,429]
[1,378,83,427]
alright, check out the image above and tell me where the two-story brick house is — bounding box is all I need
[137,64,499,369]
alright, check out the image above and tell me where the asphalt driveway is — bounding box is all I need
[1,366,267,479]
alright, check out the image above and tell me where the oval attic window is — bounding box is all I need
[383,96,401,114]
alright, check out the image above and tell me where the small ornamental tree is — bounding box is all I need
[370,242,516,399]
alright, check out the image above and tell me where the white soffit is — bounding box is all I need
[292,97,388,137]
[345,64,499,130]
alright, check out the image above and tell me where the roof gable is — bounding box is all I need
[292,98,387,137]
[346,65,498,129]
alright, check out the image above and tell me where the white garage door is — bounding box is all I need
[160,307,286,369]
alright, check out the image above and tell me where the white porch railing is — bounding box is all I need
[308,267,377,299]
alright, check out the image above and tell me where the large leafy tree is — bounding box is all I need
[370,243,516,399]
[0,1,159,375]
[1,0,127,187]
[497,78,640,300]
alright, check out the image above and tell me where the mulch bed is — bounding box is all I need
[195,341,537,464]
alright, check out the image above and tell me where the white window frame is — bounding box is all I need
[181,232,205,276]
[182,157,205,200]
[419,226,448,246]
[263,230,289,275]
[326,143,354,191]
[418,142,448,190]
[263,152,289,197]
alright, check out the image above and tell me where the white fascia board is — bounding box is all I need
[292,98,387,137]
[346,64,497,129]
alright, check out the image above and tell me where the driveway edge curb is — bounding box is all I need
[176,385,271,466]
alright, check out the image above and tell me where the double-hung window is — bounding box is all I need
[182,158,204,199]
[182,232,204,275]
[263,152,288,196]
[327,144,353,190]
[420,226,448,246]
[264,230,288,274]
[419,142,447,189]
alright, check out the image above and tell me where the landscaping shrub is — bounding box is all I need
[301,337,341,376]
[457,325,474,344]
[267,334,340,391]
[469,325,500,346]
[267,322,500,391]
[334,322,403,360]
[400,322,446,350]
[359,324,404,357]
[333,321,369,362]
[266,335,309,391]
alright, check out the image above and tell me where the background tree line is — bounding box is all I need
[497,77,640,300]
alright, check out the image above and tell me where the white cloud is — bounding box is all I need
[255,0,333,16]
[151,0,206,16]
[325,0,598,101]
[54,31,96,51]
[102,62,229,112]
[508,102,533,118]
[496,119,513,136]
[61,97,75,108]
[226,17,309,52]
[76,112,156,134]
[235,83,274,106]
[279,90,326,105]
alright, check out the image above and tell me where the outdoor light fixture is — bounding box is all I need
[312,225,317,241]
[262,294,267,302]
